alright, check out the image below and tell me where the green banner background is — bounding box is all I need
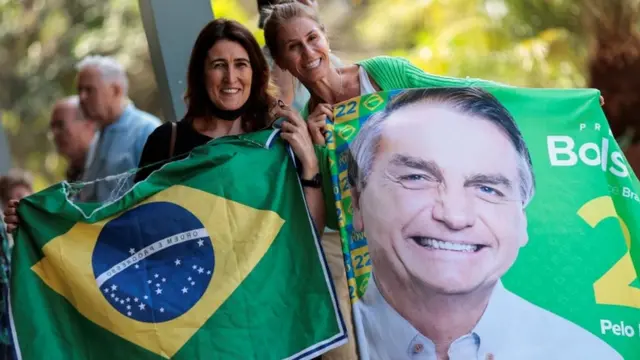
[327,87,640,357]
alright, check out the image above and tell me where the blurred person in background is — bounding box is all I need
[49,95,98,183]
[257,0,343,112]
[0,169,32,360]
[76,55,161,203]
[0,169,33,213]
[0,169,33,249]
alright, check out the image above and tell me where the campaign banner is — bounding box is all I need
[326,86,640,359]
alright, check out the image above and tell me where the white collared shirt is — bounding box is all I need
[354,276,623,360]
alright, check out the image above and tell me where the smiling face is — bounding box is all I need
[205,39,253,111]
[275,16,331,83]
[353,102,529,296]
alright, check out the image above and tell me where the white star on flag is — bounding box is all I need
[134,264,139,269]
[127,312,132,316]
[126,297,130,302]
[111,284,117,291]
[160,308,165,313]
[191,281,195,286]
[197,239,204,247]
[188,277,192,281]
[139,303,146,310]
[134,297,138,303]
[144,295,148,300]
[192,265,197,270]
[207,271,211,275]
[129,248,135,255]
[127,305,131,310]
[120,300,124,304]
[175,259,181,266]
[104,288,109,293]
[198,267,204,274]
[147,280,152,284]
[182,287,188,294]
[162,278,166,282]
[154,274,159,278]
[156,288,163,295]
[110,293,115,298]
[115,297,119,302]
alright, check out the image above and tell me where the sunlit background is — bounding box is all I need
[1,0,638,190]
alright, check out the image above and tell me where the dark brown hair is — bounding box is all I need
[262,0,325,60]
[0,169,33,206]
[184,18,277,132]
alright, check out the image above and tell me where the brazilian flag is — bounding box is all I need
[9,129,347,359]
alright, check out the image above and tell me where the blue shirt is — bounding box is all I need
[80,104,161,203]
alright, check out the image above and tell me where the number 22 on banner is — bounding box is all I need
[578,196,640,308]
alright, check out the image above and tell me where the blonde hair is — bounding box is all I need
[262,0,325,59]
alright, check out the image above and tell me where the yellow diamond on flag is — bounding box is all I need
[31,185,284,358]
[362,93,384,112]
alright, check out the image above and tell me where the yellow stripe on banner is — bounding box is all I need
[350,246,371,279]
[334,98,360,124]
[338,170,351,199]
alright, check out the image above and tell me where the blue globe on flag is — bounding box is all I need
[92,201,215,323]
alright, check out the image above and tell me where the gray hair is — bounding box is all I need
[347,87,536,207]
[76,55,129,95]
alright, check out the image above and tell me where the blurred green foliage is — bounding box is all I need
[1,0,638,190]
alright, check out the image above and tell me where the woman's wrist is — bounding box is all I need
[301,158,320,180]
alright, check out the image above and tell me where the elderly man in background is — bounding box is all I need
[76,55,161,202]
[49,96,98,183]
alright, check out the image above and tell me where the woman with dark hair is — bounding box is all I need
[136,18,294,179]
[4,19,326,244]
[132,18,325,229]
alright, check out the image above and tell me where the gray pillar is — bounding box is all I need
[0,113,11,174]
[138,0,215,121]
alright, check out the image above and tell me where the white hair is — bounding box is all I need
[76,55,129,95]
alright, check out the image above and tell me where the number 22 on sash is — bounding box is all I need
[578,196,640,308]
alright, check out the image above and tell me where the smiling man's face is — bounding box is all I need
[353,102,529,295]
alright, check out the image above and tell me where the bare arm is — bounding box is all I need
[300,161,325,237]
[273,102,326,235]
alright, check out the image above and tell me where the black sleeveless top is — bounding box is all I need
[134,118,212,183]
